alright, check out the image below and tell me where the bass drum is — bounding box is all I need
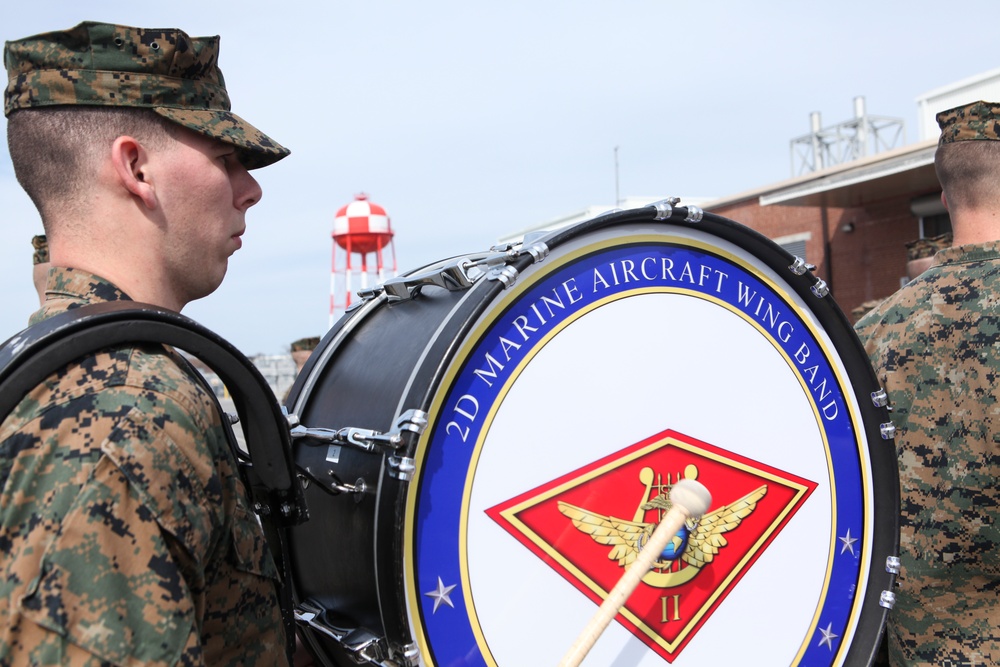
[285,202,899,667]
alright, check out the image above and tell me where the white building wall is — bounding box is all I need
[916,67,1000,141]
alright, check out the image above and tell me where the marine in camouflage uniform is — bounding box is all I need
[855,101,1000,666]
[0,22,291,666]
[0,269,286,665]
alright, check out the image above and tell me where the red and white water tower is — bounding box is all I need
[330,193,397,327]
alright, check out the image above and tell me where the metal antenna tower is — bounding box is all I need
[790,96,906,176]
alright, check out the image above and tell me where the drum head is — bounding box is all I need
[400,219,896,666]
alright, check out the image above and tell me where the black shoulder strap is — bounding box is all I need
[0,301,307,661]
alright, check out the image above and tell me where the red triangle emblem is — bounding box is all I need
[486,428,817,662]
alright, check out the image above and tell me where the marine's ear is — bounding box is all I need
[110,135,157,210]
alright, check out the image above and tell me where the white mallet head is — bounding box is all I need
[669,478,712,517]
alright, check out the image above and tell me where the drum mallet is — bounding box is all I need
[557,478,712,667]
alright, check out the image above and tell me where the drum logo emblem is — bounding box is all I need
[558,468,766,589]
[486,428,817,662]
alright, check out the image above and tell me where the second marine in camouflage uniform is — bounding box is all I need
[855,101,1000,666]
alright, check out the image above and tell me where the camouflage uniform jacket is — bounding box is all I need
[855,242,1000,666]
[0,268,288,666]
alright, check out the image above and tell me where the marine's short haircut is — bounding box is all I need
[934,140,1000,214]
[7,105,175,221]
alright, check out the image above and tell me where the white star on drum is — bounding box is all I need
[839,529,858,556]
[425,576,457,613]
[817,623,839,649]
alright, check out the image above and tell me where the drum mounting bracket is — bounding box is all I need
[361,240,549,302]
[295,600,401,665]
[287,408,429,457]
[365,259,479,302]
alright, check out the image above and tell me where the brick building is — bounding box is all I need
[704,67,1000,323]
[705,137,945,323]
[511,69,1000,324]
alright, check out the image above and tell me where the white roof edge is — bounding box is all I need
[916,66,1000,102]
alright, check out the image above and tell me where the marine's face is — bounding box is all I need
[153,128,262,306]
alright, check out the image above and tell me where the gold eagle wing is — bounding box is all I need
[681,485,768,568]
[557,501,652,567]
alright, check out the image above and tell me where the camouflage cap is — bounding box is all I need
[31,234,48,265]
[4,21,289,169]
[936,100,1000,145]
[290,336,320,353]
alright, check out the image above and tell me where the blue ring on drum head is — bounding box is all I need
[413,241,867,666]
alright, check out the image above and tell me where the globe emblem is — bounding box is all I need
[659,524,691,561]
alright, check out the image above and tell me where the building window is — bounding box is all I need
[920,212,952,239]
[910,193,953,239]
[774,232,811,262]
[781,239,807,259]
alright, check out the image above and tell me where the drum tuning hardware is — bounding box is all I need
[788,257,816,275]
[476,241,548,269]
[289,424,390,453]
[879,421,896,440]
[879,590,896,609]
[684,205,704,223]
[651,197,681,221]
[371,241,552,303]
[886,556,901,574]
[399,642,421,666]
[490,234,549,264]
[389,455,416,481]
[329,473,367,497]
[296,467,366,498]
[361,259,478,303]
[519,238,550,262]
[288,409,428,456]
[224,411,240,425]
[294,600,390,664]
[810,279,830,298]
[871,389,889,408]
[487,264,520,289]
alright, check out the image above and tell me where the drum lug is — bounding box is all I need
[879,590,897,609]
[810,278,830,298]
[649,197,703,223]
[788,257,832,303]
[481,238,550,288]
[388,455,416,481]
[397,642,421,666]
[788,256,816,275]
[490,235,550,263]
[651,197,681,220]
[870,388,890,409]
[879,421,896,440]
[486,264,520,288]
[886,556,901,574]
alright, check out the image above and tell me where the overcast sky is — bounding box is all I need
[0,1,993,355]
